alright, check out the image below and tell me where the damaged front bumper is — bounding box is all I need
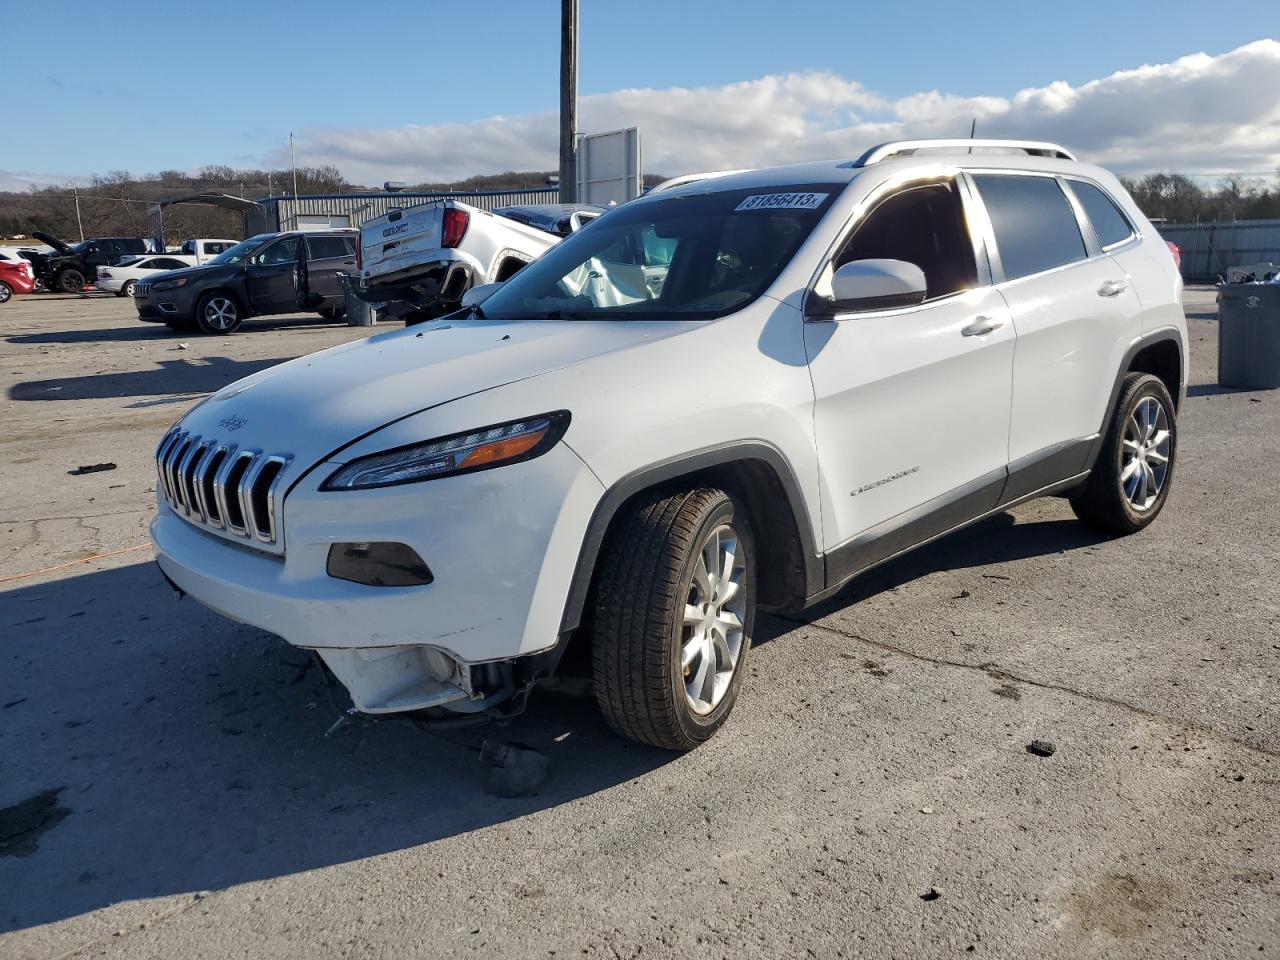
[150,440,600,716]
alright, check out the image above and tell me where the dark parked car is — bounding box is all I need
[30,233,148,293]
[134,230,358,334]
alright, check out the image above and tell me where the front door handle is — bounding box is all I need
[961,315,1003,337]
[1098,279,1128,297]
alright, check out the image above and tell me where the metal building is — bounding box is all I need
[1156,218,1280,283]
[258,189,561,233]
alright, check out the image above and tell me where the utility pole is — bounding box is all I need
[290,133,300,199]
[73,185,85,241]
[559,0,578,203]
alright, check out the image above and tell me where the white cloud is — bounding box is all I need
[277,39,1280,183]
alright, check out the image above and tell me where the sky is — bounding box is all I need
[2,0,1278,190]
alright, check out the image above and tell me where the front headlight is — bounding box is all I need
[322,411,570,490]
[153,277,188,291]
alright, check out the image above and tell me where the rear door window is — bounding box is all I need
[306,236,350,261]
[972,174,1087,281]
[1065,180,1135,249]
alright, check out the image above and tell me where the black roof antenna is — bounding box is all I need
[968,118,977,153]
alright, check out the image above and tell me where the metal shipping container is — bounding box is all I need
[1157,219,1280,283]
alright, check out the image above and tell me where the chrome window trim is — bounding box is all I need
[1059,175,1140,253]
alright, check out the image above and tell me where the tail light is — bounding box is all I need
[442,207,469,248]
[99,269,111,279]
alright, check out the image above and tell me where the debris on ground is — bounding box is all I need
[67,463,117,476]
[176,343,189,350]
[480,739,549,797]
[920,887,942,902]
[952,589,972,599]
[1026,740,1057,757]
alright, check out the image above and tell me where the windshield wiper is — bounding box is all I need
[540,309,589,321]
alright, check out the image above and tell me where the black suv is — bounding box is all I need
[31,233,148,293]
[134,231,358,334]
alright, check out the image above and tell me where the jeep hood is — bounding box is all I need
[174,317,688,470]
[32,231,72,254]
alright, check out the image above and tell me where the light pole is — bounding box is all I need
[559,0,578,203]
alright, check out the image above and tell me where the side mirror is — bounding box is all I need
[823,258,927,314]
[461,281,503,308]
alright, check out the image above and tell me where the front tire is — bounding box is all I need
[196,293,242,335]
[591,488,755,751]
[56,269,85,294]
[1071,372,1177,534]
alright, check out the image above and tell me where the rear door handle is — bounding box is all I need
[961,315,1003,337]
[1098,279,1128,297]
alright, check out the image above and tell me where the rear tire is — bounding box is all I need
[122,280,137,298]
[196,293,242,335]
[591,488,755,751]
[0,281,12,304]
[1071,372,1177,535]
[56,269,85,294]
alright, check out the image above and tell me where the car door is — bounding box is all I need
[803,177,1015,581]
[244,236,302,313]
[303,235,356,306]
[968,172,1141,494]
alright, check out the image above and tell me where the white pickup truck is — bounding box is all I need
[356,200,605,321]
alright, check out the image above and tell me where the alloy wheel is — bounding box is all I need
[680,523,747,715]
[1120,396,1171,511]
[204,297,238,331]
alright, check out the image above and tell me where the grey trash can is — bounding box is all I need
[341,274,379,327]
[1217,283,1280,389]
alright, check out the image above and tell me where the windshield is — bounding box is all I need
[479,184,839,321]
[209,235,273,265]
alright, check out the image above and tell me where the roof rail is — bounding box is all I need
[848,139,1077,167]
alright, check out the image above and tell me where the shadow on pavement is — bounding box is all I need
[8,356,295,400]
[7,314,357,347]
[2,510,1106,931]
[1185,382,1270,398]
[770,510,1110,631]
[1,561,672,932]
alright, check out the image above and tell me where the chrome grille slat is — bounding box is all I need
[155,431,292,551]
[177,441,208,520]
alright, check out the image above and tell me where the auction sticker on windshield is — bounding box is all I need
[735,192,829,212]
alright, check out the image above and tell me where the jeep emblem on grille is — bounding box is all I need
[218,414,247,431]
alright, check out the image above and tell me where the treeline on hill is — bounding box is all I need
[0,167,669,243]
[1118,173,1280,222]
[0,165,351,243]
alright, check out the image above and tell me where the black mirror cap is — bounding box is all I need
[804,287,927,317]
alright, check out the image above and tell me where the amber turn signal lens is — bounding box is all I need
[456,430,546,469]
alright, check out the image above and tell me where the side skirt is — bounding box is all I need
[807,438,1095,608]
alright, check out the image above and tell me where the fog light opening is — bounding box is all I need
[326,541,434,587]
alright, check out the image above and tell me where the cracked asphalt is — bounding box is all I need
[1,289,1277,959]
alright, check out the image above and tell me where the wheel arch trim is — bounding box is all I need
[557,441,822,634]
[1086,326,1185,468]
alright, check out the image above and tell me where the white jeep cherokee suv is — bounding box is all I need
[152,140,1186,751]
